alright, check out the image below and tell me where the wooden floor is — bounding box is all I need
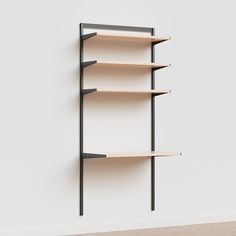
[74,221,236,236]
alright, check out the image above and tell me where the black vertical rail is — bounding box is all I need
[79,23,84,216]
[151,28,155,211]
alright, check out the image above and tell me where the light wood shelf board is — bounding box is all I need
[93,61,170,69]
[95,89,170,94]
[82,151,181,159]
[106,151,181,158]
[83,32,171,43]
[82,88,171,96]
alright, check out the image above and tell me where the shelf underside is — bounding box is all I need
[82,151,181,159]
[82,61,170,71]
[82,32,170,45]
[82,88,171,96]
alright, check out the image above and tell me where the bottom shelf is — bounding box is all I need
[82,151,181,159]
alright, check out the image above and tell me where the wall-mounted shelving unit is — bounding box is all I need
[80,23,181,216]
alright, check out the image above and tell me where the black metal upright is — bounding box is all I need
[79,23,161,215]
[151,28,156,211]
[79,23,84,216]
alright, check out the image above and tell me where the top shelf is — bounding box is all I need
[82,32,171,45]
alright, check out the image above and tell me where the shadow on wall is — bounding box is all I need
[84,157,149,188]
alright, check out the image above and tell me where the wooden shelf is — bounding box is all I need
[82,32,170,45]
[82,151,181,159]
[82,88,171,96]
[82,60,170,71]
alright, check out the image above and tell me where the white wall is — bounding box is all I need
[0,0,236,235]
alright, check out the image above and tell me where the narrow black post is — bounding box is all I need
[79,23,84,216]
[151,28,156,211]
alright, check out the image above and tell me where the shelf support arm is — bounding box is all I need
[82,153,107,159]
[81,60,97,69]
[81,88,97,95]
[81,32,97,41]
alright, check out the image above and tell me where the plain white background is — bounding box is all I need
[0,0,236,235]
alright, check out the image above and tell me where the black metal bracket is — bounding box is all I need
[81,23,153,33]
[82,153,107,159]
[152,37,170,45]
[81,32,97,41]
[152,64,170,72]
[81,60,97,69]
[153,91,171,97]
[81,88,97,95]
